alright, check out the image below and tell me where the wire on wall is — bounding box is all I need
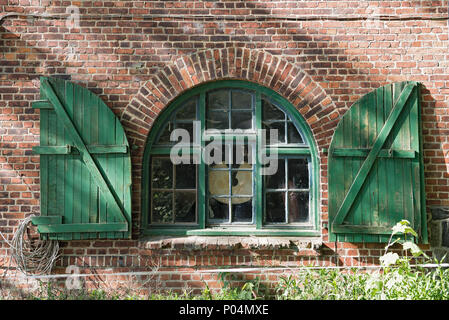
[0,215,59,276]
[1,12,449,25]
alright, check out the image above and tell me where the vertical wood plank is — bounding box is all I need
[89,91,99,234]
[331,102,347,242]
[105,103,116,239]
[80,84,90,240]
[392,83,405,228]
[47,85,57,240]
[39,83,49,240]
[365,90,379,243]
[64,81,74,241]
[115,117,124,239]
[410,86,422,235]
[98,95,108,239]
[55,78,67,240]
[72,84,82,240]
[358,95,371,243]
[383,84,394,229]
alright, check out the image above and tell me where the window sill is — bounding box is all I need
[140,234,323,250]
[186,228,320,237]
[142,227,320,238]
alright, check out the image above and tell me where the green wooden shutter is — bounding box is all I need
[31,77,131,240]
[328,81,427,243]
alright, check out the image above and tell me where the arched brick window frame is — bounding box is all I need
[120,47,338,238]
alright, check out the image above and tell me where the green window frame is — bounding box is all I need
[141,80,320,237]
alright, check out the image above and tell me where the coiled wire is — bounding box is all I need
[1,215,59,276]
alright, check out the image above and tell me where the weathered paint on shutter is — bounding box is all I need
[328,81,427,243]
[31,77,131,240]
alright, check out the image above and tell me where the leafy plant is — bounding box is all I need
[274,220,449,300]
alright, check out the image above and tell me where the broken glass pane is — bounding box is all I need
[288,191,309,223]
[288,159,309,189]
[174,191,196,223]
[265,192,286,223]
[152,191,173,223]
[151,158,173,189]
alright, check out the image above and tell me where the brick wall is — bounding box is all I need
[0,0,447,294]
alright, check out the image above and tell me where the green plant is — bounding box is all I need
[210,272,267,300]
[274,220,449,300]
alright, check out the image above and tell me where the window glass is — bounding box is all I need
[207,89,254,130]
[150,157,197,224]
[262,97,304,145]
[155,99,198,145]
[264,158,310,224]
[147,84,314,233]
[207,143,254,224]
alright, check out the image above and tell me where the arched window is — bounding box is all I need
[142,81,320,236]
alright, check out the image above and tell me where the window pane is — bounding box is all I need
[287,122,304,144]
[264,121,285,144]
[176,100,196,120]
[288,159,309,189]
[207,89,229,110]
[205,143,231,167]
[208,197,229,221]
[265,159,285,189]
[232,144,252,167]
[174,191,196,223]
[288,191,309,223]
[231,170,252,197]
[231,111,252,129]
[152,158,173,189]
[232,201,252,222]
[262,99,284,120]
[209,167,230,196]
[152,191,173,223]
[175,164,196,189]
[176,122,194,143]
[231,91,252,110]
[206,110,228,130]
[265,192,286,223]
[156,121,174,145]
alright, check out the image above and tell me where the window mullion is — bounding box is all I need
[150,147,200,155]
[285,158,289,224]
[198,92,206,229]
[255,91,262,229]
[172,164,176,224]
[270,147,311,155]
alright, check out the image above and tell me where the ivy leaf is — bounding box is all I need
[380,252,399,267]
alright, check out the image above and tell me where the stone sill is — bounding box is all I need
[140,235,323,251]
